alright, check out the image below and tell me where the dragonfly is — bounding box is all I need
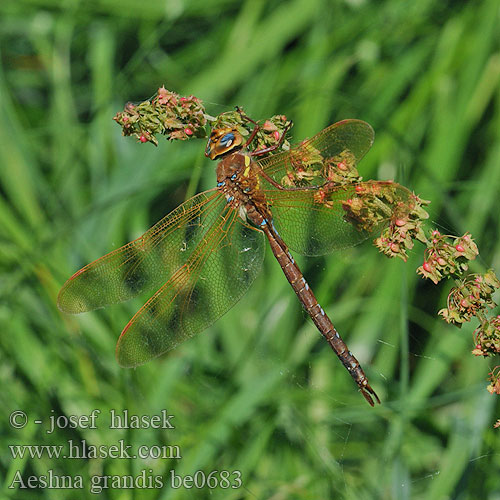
[58,113,411,406]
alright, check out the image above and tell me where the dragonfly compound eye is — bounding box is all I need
[205,128,243,159]
[220,133,235,147]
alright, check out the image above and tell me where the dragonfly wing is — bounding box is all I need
[258,119,374,186]
[116,210,265,367]
[58,190,226,313]
[267,182,411,256]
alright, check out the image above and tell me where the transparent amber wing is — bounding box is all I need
[115,210,265,367]
[58,190,227,313]
[265,181,412,256]
[257,119,374,186]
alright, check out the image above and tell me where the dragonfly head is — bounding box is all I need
[205,127,243,160]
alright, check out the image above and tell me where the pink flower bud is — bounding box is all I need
[423,262,432,272]
[184,128,193,136]
[455,245,465,252]
[273,131,280,141]
[355,185,364,192]
[139,134,147,143]
[395,219,406,227]
[337,162,347,171]
[263,120,276,131]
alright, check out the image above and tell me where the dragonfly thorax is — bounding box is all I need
[215,151,265,217]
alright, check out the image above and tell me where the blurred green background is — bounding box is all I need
[1,0,500,498]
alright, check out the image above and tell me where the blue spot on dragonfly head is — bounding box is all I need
[220,133,235,147]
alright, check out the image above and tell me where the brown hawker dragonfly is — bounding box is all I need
[58,114,412,406]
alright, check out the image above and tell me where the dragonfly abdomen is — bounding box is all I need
[259,218,380,406]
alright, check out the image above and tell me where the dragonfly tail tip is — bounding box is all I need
[361,385,381,406]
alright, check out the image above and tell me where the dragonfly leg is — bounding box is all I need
[234,107,261,148]
[236,106,259,125]
[235,106,293,155]
[255,165,286,190]
[249,120,293,157]
[244,124,260,148]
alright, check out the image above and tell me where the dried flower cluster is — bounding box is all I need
[341,183,430,261]
[439,271,500,326]
[412,229,499,422]
[372,193,430,261]
[113,87,207,145]
[472,314,500,357]
[416,231,479,284]
[280,144,329,188]
[323,150,361,185]
[486,366,500,395]
[282,148,363,189]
